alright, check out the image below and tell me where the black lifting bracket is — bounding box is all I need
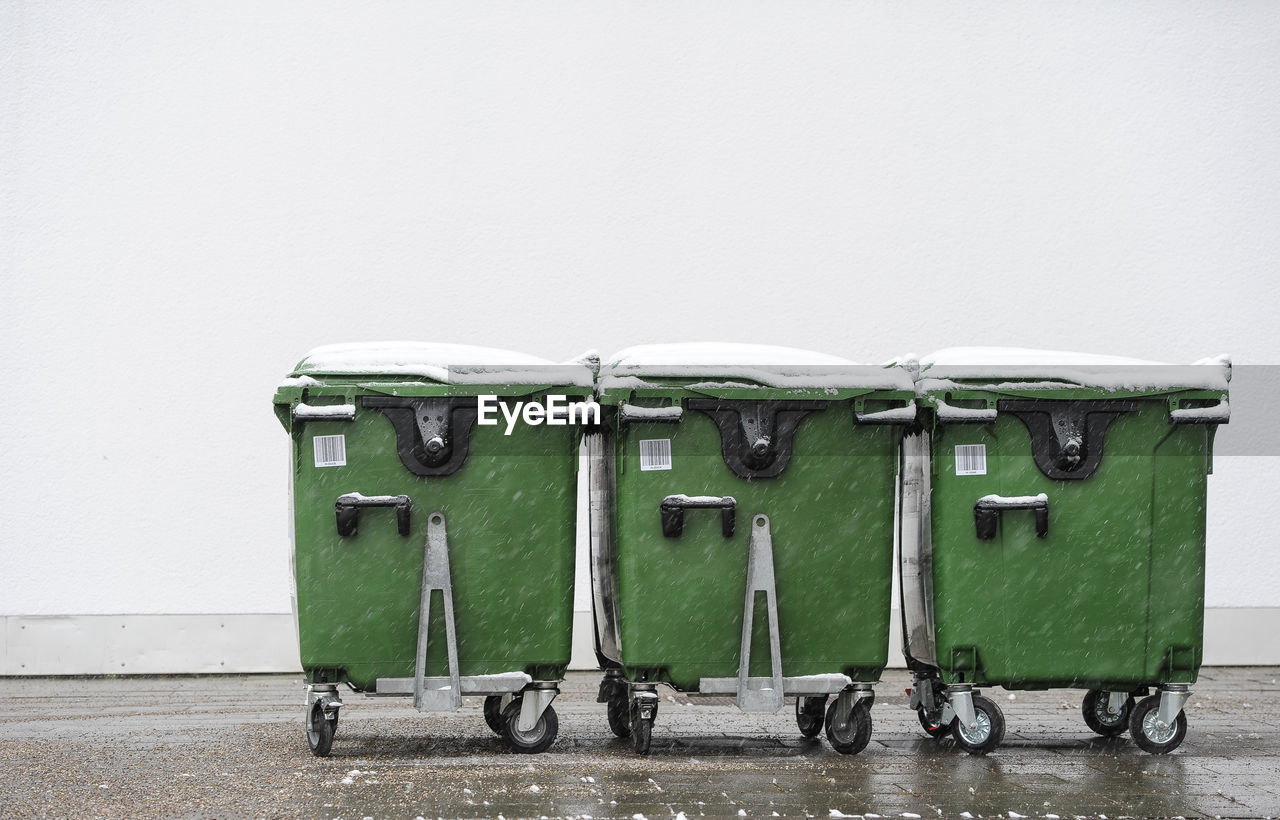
[998,399,1138,481]
[361,397,478,477]
[687,399,825,479]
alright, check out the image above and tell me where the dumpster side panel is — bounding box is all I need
[613,403,896,690]
[933,409,1174,688]
[1000,410,1153,688]
[292,398,577,689]
[930,421,1012,684]
[1145,423,1211,684]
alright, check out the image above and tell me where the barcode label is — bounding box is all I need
[639,439,672,471]
[314,435,347,468]
[955,444,986,476]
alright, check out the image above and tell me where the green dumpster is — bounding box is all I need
[273,342,594,755]
[588,343,916,754]
[899,347,1231,754]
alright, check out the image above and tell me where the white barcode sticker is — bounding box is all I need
[955,444,986,476]
[314,435,347,468]
[639,439,672,471]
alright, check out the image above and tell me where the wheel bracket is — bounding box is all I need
[518,685,559,733]
[306,684,343,716]
[1157,684,1191,728]
[947,683,978,732]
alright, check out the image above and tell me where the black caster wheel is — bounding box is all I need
[796,696,827,738]
[607,693,632,738]
[500,697,559,754]
[1128,695,1187,754]
[306,700,336,757]
[824,698,872,755]
[483,695,507,735]
[951,694,1004,755]
[630,698,657,755]
[1082,689,1134,737]
[917,707,953,739]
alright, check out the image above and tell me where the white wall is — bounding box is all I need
[2,3,1278,666]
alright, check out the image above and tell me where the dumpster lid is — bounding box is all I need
[919,347,1230,392]
[284,342,595,386]
[601,342,914,391]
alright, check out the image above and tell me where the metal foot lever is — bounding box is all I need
[413,512,461,711]
[737,514,784,712]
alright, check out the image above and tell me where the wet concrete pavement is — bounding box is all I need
[1,668,1277,819]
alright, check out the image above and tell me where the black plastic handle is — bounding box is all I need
[335,493,413,537]
[974,494,1049,540]
[660,495,737,539]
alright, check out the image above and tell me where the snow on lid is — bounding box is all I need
[924,347,1168,368]
[602,343,914,390]
[919,347,1230,392]
[279,375,321,387]
[288,342,594,386]
[610,343,860,368]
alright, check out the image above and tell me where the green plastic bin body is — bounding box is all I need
[904,350,1230,692]
[273,344,591,691]
[593,345,915,692]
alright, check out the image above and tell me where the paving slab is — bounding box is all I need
[1,669,1277,818]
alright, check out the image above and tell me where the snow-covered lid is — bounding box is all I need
[611,343,857,368]
[284,342,595,386]
[600,343,914,391]
[919,347,1230,392]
